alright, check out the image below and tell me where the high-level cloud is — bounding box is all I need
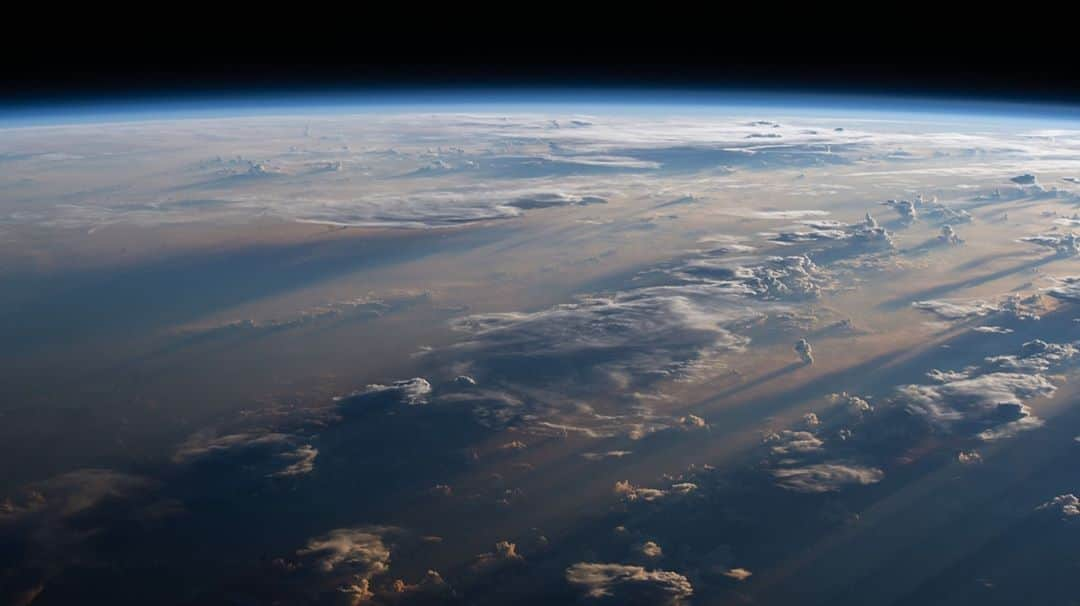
[912,299,1000,320]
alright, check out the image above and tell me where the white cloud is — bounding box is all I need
[1037,494,1080,517]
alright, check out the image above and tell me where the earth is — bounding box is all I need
[4,96,1080,604]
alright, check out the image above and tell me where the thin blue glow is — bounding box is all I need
[5,88,1080,127]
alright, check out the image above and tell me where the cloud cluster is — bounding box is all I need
[896,339,1075,440]
[771,213,894,247]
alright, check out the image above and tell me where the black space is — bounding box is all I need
[3,18,1080,107]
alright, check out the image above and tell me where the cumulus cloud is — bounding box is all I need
[566,563,693,604]
[1037,494,1080,518]
[771,463,884,493]
[939,224,962,245]
[638,541,663,558]
[296,526,396,592]
[794,338,814,365]
[883,195,972,225]
[765,430,824,455]
[957,450,982,464]
[883,199,918,221]
[471,540,524,572]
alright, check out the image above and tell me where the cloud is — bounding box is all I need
[565,563,693,603]
[670,254,829,300]
[1011,173,1038,185]
[892,340,1075,440]
[973,326,1014,334]
[957,450,982,464]
[614,480,697,503]
[752,210,830,219]
[1019,232,1080,256]
[471,540,524,572]
[984,339,1077,373]
[638,541,663,558]
[582,450,634,461]
[1046,276,1080,303]
[722,568,753,581]
[504,192,607,209]
[269,444,319,478]
[912,299,1000,320]
[437,238,839,438]
[0,469,156,600]
[939,224,962,245]
[794,338,814,365]
[899,372,1053,429]
[883,199,918,221]
[771,213,893,247]
[356,378,433,406]
[172,432,319,478]
[765,430,824,455]
[445,283,761,433]
[1037,494,1080,518]
[296,526,396,587]
[771,463,884,493]
[0,469,149,521]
